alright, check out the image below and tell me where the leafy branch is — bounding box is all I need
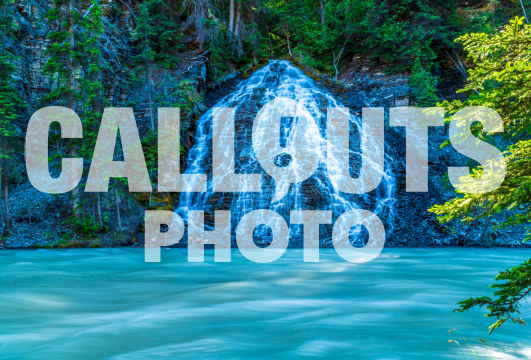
[455,259,531,334]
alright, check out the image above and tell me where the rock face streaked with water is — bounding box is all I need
[177,60,524,247]
[179,60,396,247]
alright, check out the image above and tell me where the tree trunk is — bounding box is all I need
[144,24,154,130]
[0,167,2,230]
[234,1,241,36]
[96,193,102,226]
[229,0,234,33]
[114,181,122,234]
[1,3,6,52]
[333,55,338,80]
[194,0,207,48]
[3,166,9,234]
[0,0,6,235]
[519,0,529,24]
[478,217,494,247]
[266,24,273,58]
[68,0,81,218]
[168,0,177,20]
[286,27,293,58]
[319,0,325,25]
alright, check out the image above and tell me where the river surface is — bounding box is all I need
[0,248,530,359]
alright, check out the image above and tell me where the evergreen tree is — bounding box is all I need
[133,0,184,130]
[430,17,531,332]
[44,0,118,229]
[78,0,106,227]
[43,0,83,217]
[431,17,530,243]
[409,56,439,107]
[0,0,25,234]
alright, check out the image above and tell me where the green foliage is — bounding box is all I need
[141,130,158,176]
[204,23,232,81]
[170,79,203,116]
[362,0,460,73]
[365,15,408,65]
[259,0,361,72]
[133,0,184,70]
[0,54,21,140]
[42,0,119,220]
[210,0,489,84]
[430,139,531,234]
[455,259,531,334]
[0,0,25,130]
[409,57,439,106]
[188,0,527,84]
[430,17,531,240]
[430,17,531,332]
[43,0,108,163]
[43,0,82,106]
[65,215,109,236]
[78,0,106,160]
[0,0,25,174]
[450,17,530,136]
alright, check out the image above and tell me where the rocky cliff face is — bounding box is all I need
[179,60,525,248]
[1,0,211,248]
[11,0,209,124]
[328,60,524,247]
[0,2,525,249]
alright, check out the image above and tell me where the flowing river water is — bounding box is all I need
[1,248,530,359]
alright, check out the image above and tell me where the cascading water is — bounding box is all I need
[179,60,396,246]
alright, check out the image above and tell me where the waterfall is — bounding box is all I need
[179,60,396,246]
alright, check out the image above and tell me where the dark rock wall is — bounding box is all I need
[0,3,525,248]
